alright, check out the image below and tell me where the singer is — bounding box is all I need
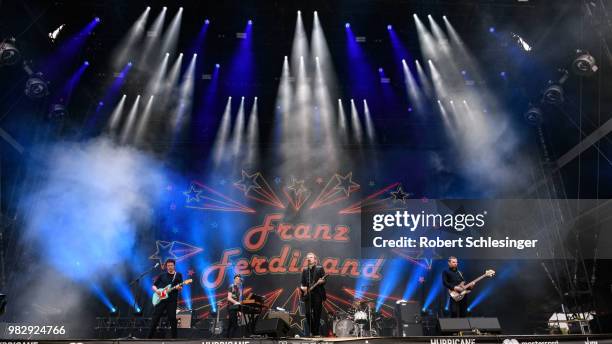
[147,259,183,338]
[300,252,327,337]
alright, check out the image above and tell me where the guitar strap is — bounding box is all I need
[458,270,464,281]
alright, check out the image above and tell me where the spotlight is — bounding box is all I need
[345,23,350,28]
[215,63,220,68]
[84,61,90,66]
[499,71,506,77]
[0,38,21,66]
[205,19,210,25]
[297,10,301,14]
[134,306,143,317]
[110,308,119,317]
[128,61,133,66]
[24,73,49,99]
[543,83,563,104]
[572,50,598,76]
[378,67,383,73]
[524,105,543,125]
[48,103,68,119]
[248,19,253,25]
[95,17,101,23]
[489,27,495,33]
[387,24,392,30]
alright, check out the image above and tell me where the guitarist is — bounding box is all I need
[147,259,183,338]
[442,256,470,318]
[300,252,326,337]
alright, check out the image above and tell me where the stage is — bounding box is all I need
[10,334,612,344]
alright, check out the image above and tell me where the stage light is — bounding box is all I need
[84,61,90,66]
[345,23,350,28]
[215,63,220,68]
[110,308,118,316]
[24,74,49,99]
[48,103,68,119]
[95,17,101,23]
[98,101,104,106]
[248,19,253,25]
[500,71,506,77]
[543,83,564,104]
[205,19,210,25]
[134,308,143,317]
[48,24,65,44]
[572,50,598,76]
[489,27,495,33]
[461,70,467,75]
[524,105,543,125]
[298,10,301,14]
[387,24,392,30]
[0,38,20,66]
[127,61,133,66]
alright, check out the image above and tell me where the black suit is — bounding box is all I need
[301,265,326,336]
[442,267,467,318]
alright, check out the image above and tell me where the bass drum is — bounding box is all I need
[334,319,356,337]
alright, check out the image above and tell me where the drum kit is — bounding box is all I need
[332,300,382,337]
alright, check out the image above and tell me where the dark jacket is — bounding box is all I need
[301,265,326,300]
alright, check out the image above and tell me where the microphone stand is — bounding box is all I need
[307,263,313,337]
[123,263,159,339]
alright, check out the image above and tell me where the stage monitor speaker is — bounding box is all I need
[439,318,471,333]
[254,318,291,338]
[468,317,501,333]
[396,301,421,324]
[400,323,423,336]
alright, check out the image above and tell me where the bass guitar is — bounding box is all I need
[152,279,193,306]
[449,270,495,301]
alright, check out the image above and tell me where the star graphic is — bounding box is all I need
[334,173,359,197]
[150,241,178,264]
[234,171,262,195]
[287,177,308,196]
[390,185,409,203]
[183,184,201,203]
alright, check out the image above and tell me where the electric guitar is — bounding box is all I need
[449,270,495,301]
[211,301,224,336]
[152,279,193,306]
[300,274,328,301]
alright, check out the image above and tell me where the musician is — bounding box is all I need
[226,275,244,338]
[442,256,471,318]
[148,259,183,338]
[300,252,326,336]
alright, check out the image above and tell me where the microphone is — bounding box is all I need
[154,262,160,269]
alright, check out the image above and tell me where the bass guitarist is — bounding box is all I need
[148,259,183,338]
[300,252,327,337]
[442,256,470,318]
